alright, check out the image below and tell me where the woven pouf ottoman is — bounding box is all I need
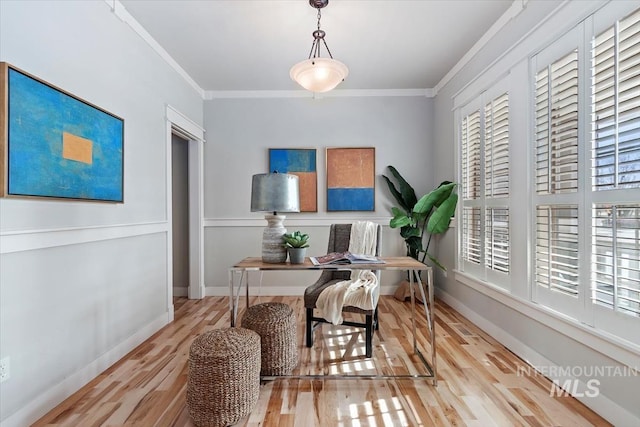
[186,328,261,427]
[241,302,298,376]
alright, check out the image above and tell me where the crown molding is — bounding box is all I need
[105,0,205,98]
[434,0,530,95]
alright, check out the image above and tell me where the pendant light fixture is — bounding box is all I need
[290,0,348,93]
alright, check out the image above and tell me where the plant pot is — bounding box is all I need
[393,279,426,304]
[288,247,307,264]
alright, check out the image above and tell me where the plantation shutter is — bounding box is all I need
[535,205,579,297]
[485,208,509,273]
[462,207,481,265]
[535,50,579,195]
[591,8,640,320]
[485,93,510,198]
[484,93,510,274]
[462,111,481,200]
[592,205,640,317]
[533,39,581,312]
[592,8,640,190]
[461,108,482,266]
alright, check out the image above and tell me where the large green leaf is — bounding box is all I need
[381,175,410,213]
[390,215,411,229]
[387,166,417,210]
[390,207,412,228]
[413,182,456,214]
[400,226,421,239]
[427,192,458,234]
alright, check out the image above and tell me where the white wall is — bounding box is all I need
[203,96,435,293]
[432,1,639,425]
[2,0,634,425]
[0,1,203,425]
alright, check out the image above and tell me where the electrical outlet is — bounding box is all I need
[0,356,10,383]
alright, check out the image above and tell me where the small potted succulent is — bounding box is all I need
[282,231,310,264]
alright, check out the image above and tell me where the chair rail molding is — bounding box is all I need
[204,217,393,228]
[0,221,167,254]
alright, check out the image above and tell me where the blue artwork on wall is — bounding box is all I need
[269,148,317,212]
[1,63,124,202]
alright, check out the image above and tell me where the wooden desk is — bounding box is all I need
[228,256,436,384]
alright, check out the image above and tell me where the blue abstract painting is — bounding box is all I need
[3,65,124,202]
[269,148,317,212]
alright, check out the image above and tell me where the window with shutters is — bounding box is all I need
[533,45,582,317]
[461,110,482,267]
[461,207,480,265]
[459,89,510,286]
[590,8,640,321]
[535,205,579,297]
[592,205,640,318]
[592,9,640,191]
[486,207,509,273]
[455,3,640,351]
[462,111,481,201]
[535,50,579,195]
[485,94,510,198]
[528,6,640,339]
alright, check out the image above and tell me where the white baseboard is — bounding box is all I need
[436,288,640,427]
[1,312,171,427]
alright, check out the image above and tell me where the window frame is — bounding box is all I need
[458,81,512,290]
[454,3,640,349]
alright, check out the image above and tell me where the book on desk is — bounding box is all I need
[309,251,385,266]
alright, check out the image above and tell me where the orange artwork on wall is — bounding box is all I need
[326,147,375,211]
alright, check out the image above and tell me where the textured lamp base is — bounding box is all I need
[262,214,287,263]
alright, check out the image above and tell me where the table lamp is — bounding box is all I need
[251,172,300,263]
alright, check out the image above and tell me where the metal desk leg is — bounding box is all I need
[410,271,417,351]
[428,268,436,385]
[415,269,437,386]
[246,273,250,313]
[229,270,248,327]
[228,269,236,327]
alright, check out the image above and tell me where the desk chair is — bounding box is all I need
[303,223,381,358]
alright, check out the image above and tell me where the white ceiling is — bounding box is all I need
[119,0,513,93]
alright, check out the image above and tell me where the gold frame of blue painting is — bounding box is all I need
[0,62,124,202]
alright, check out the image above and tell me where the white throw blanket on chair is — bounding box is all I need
[316,221,380,325]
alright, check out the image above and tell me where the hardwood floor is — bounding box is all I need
[33,296,610,426]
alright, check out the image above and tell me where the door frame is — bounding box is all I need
[166,105,206,317]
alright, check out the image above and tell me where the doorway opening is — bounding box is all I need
[166,105,205,318]
[171,134,189,297]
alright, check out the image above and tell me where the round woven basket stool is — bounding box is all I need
[186,328,260,427]
[241,302,298,376]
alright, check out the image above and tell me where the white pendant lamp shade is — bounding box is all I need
[291,0,347,93]
[290,58,349,93]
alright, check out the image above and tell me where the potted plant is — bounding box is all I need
[382,165,458,300]
[282,231,310,264]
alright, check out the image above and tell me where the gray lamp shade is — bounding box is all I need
[251,173,300,213]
